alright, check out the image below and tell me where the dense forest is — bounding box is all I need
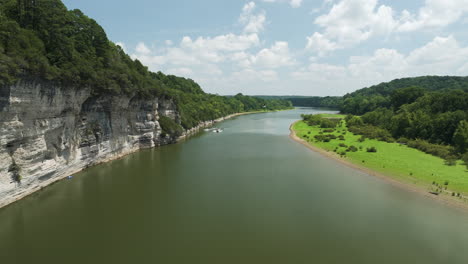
[340,76,468,115]
[301,76,468,162]
[0,0,292,131]
[255,96,342,108]
[341,77,468,154]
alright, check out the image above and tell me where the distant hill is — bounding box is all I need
[342,76,468,115]
[254,96,342,108]
[257,76,468,111]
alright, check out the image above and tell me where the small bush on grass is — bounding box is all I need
[444,156,458,166]
[367,147,377,153]
[347,145,358,152]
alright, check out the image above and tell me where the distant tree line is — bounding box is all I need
[0,0,292,133]
[255,96,342,108]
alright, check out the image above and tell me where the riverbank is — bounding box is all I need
[0,109,286,210]
[289,120,468,211]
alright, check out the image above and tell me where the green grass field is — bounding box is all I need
[293,121,468,196]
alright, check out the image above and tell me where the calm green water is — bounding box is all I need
[1,108,468,264]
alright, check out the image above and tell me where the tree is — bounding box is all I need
[462,153,468,170]
[453,120,468,153]
[390,86,426,109]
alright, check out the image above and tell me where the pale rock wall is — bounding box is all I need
[0,79,184,207]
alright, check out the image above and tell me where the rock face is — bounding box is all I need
[0,79,185,207]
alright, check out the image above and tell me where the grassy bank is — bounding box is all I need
[292,118,468,202]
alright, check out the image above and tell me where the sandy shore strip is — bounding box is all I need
[289,121,468,212]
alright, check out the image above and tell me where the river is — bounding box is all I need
[1,108,468,263]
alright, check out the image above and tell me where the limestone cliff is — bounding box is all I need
[0,79,190,207]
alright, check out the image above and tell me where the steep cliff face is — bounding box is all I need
[0,79,183,207]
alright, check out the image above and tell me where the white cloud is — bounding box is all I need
[239,2,267,33]
[289,0,303,8]
[227,41,295,69]
[180,34,260,52]
[166,67,194,76]
[306,32,339,56]
[397,0,468,32]
[307,0,396,51]
[261,0,303,8]
[136,42,151,54]
[306,0,468,56]
[295,36,468,93]
[231,69,279,82]
[251,41,295,68]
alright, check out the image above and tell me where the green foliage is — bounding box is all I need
[301,114,340,128]
[445,156,458,166]
[341,76,468,115]
[406,139,455,160]
[462,153,468,170]
[301,114,322,126]
[320,118,340,128]
[348,124,394,143]
[366,147,377,153]
[347,145,358,152]
[390,86,426,108]
[282,96,342,108]
[158,116,183,137]
[453,120,468,153]
[346,116,364,127]
[340,79,468,154]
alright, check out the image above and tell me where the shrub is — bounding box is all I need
[407,139,455,160]
[358,136,366,142]
[338,135,345,140]
[397,137,410,144]
[339,143,348,148]
[367,147,377,153]
[323,129,335,133]
[347,145,358,152]
[159,116,184,137]
[348,124,394,142]
[320,118,340,128]
[444,156,457,166]
[302,114,322,126]
[462,153,468,170]
[346,116,364,127]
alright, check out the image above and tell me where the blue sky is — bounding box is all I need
[62,0,468,95]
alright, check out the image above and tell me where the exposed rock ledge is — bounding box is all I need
[0,79,236,209]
